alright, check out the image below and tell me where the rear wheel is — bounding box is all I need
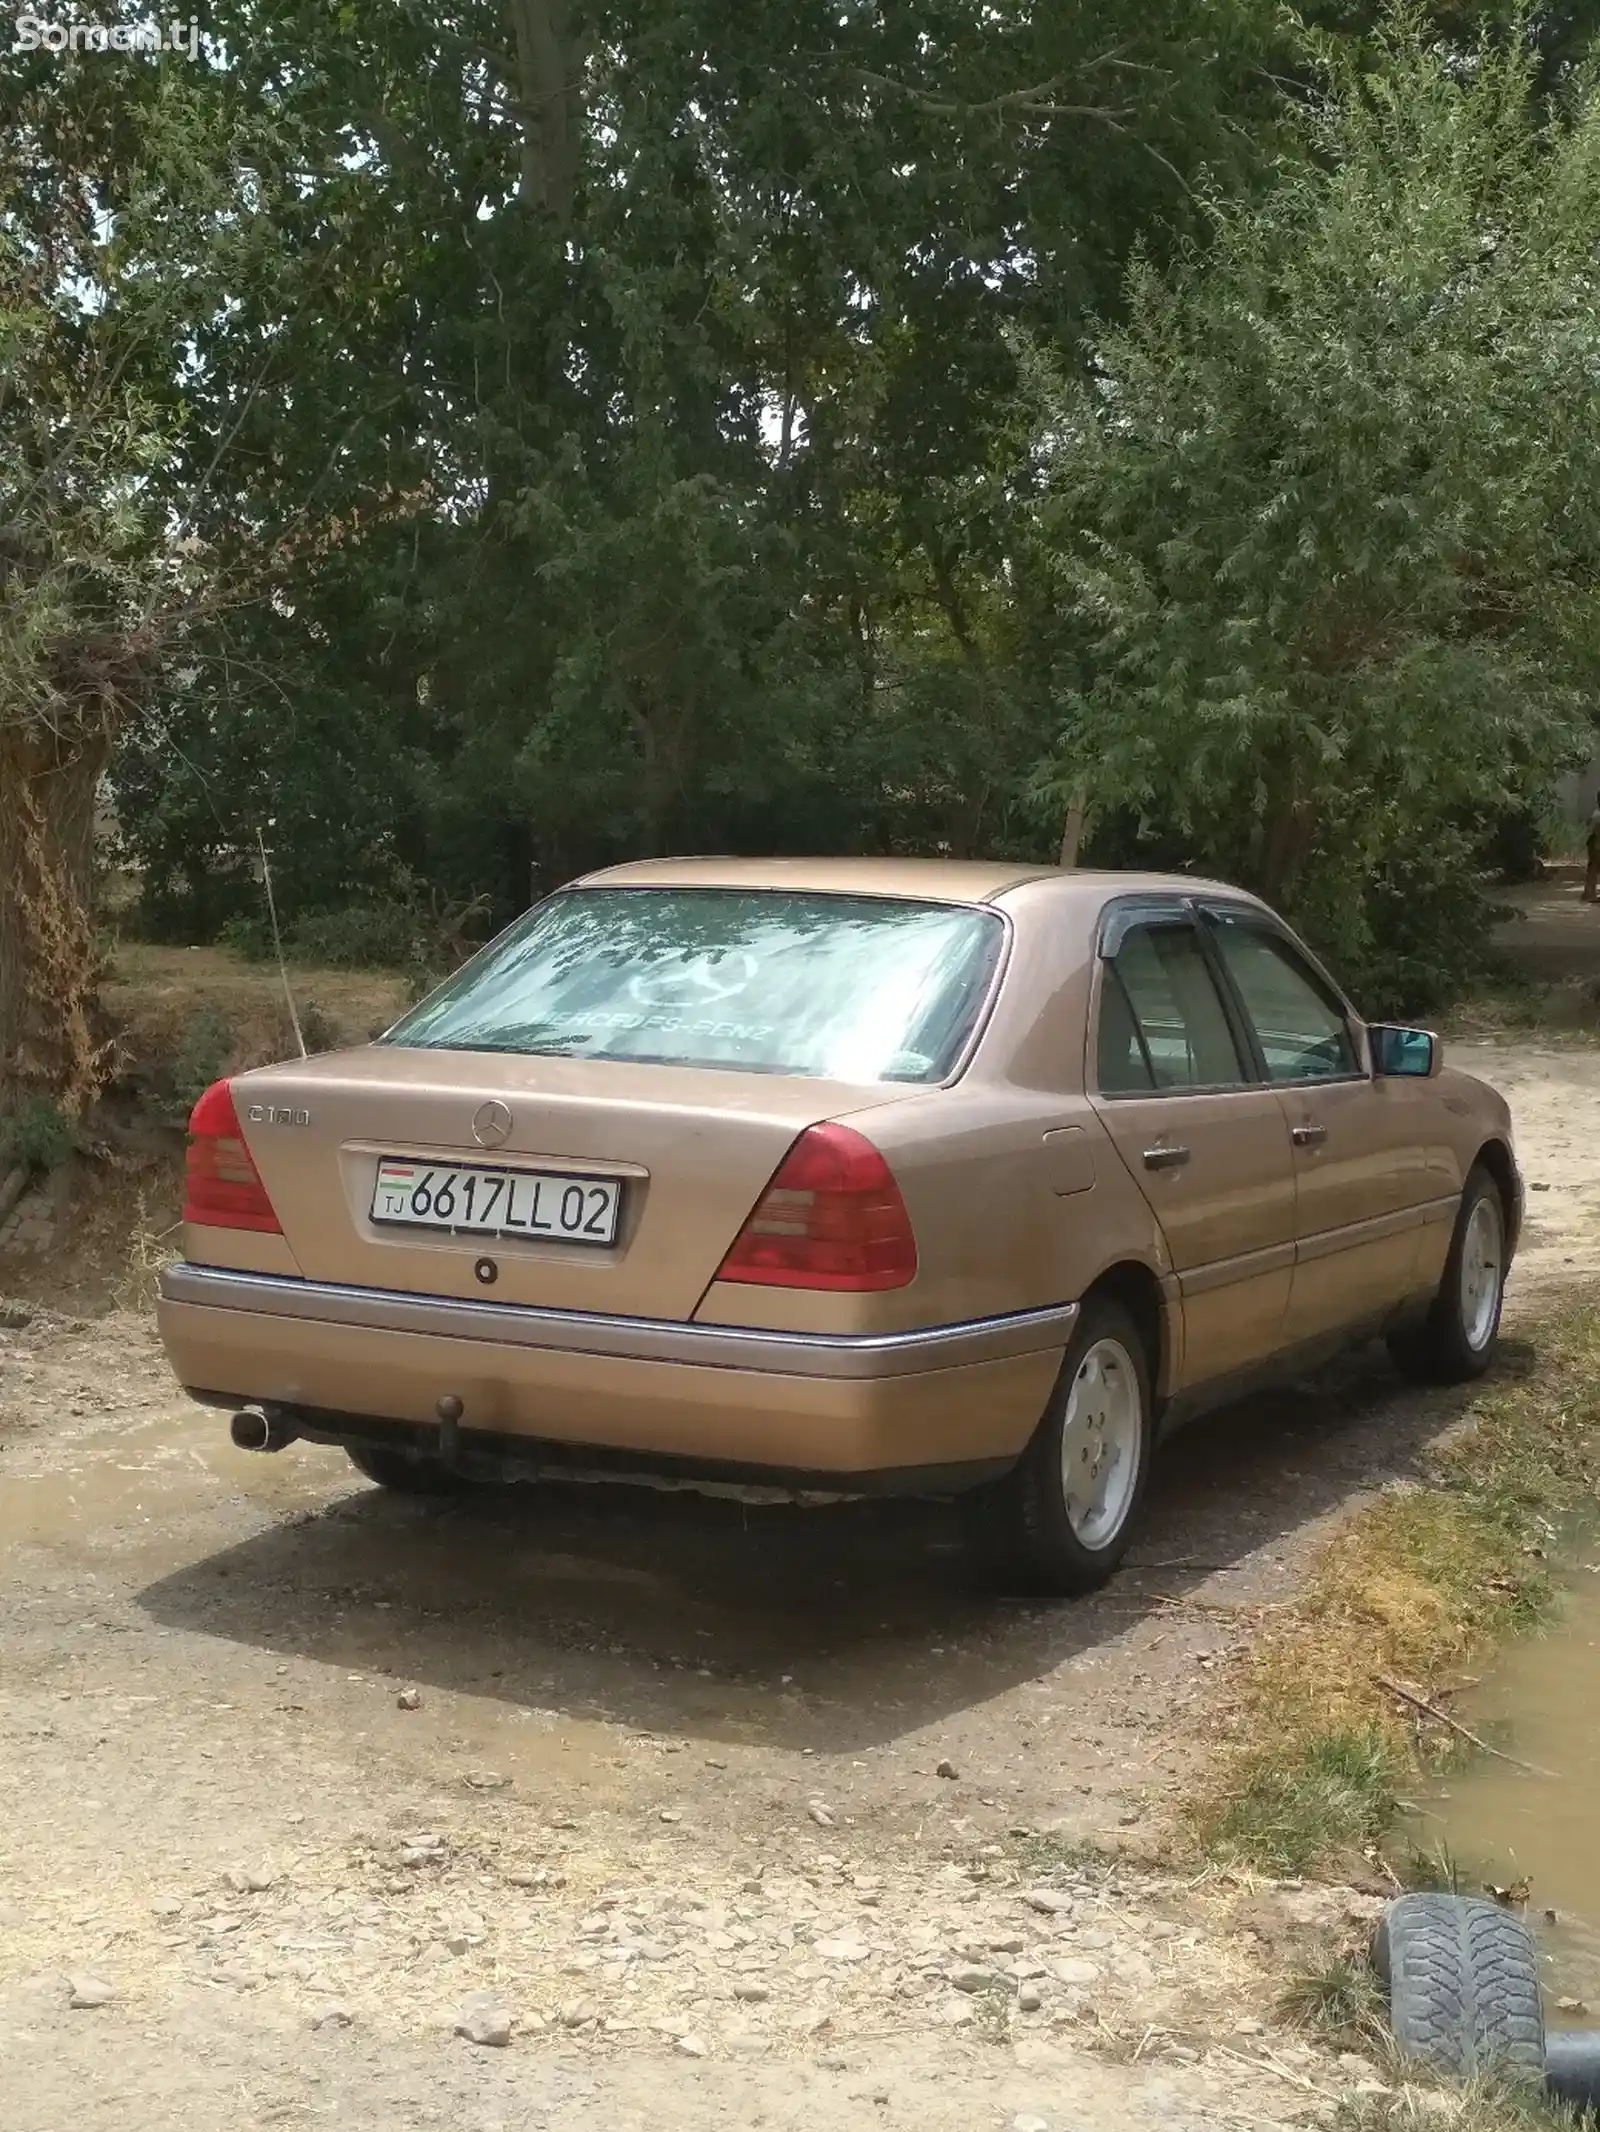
[964,1296,1153,1596]
[1388,1163,1506,1385]
[346,1442,464,1495]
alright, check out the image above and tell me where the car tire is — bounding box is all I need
[1387,1163,1507,1385]
[346,1443,464,1495]
[1373,1893,1545,2082]
[964,1295,1153,1597]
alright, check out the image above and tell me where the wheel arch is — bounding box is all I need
[1473,1137,1521,1256]
[1082,1258,1171,1404]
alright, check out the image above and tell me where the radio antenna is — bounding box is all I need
[256,826,307,1059]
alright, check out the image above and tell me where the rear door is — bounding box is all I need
[1200,906,1420,1342]
[1087,906,1297,1390]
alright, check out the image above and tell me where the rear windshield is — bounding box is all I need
[382,887,1004,1083]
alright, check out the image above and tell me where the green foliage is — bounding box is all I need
[219,890,486,985]
[165,1008,235,1121]
[0,38,337,1108]
[0,1097,76,1174]
[295,1001,343,1057]
[2,2,1595,1050]
[103,0,1305,939]
[1036,13,1600,1007]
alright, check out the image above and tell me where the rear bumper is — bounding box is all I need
[156,1264,1073,1485]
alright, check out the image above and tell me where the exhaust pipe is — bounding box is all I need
[230,1404,298,1453]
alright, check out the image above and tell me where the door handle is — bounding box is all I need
[1142,1143,1191,1171]
[1291,1122,1328,1147]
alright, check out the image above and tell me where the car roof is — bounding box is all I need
[572,856,1250,908]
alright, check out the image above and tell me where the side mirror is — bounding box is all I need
[1371,1024,1439,1078]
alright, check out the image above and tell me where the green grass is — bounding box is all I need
[1278,1945,1389,2047]
[1443,977,1600,1044]
[1206,1731,1406,1880]
[1192,1303,1600,1878]
[1400,1840,1471,1895]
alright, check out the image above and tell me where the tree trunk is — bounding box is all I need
[507,0,581,222]
[1058,780,1090,867]
[0,718,112,1119]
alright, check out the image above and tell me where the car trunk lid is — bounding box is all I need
[223,1047,903,1320]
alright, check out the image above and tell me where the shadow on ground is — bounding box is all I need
[132,1340,1515,1755]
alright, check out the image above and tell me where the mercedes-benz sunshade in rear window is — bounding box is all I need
[382,888,1004,1083]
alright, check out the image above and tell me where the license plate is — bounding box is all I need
[370,1159,622,1246]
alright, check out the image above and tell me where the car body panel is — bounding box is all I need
[1274,1076,1426,1342]
[228,1045,913,1323]
[158,1271,1065,1477]
[156,858,1520,1486]
[1090,1083,1297,1387]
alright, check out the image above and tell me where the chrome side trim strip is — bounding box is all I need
[158,1264,1079,1380]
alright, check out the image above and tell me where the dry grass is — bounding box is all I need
[1277,1948,1581,2131]
[1331,2077,1583,2130]
[1193,1302,1600,1878]
[1444,981,1600,1046]
[1278,1944,1390,2047]
[101,941,410,1102]
[110,1189,183,1313]
[3,942,410,1316]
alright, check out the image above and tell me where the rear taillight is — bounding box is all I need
[183,1079,282,1234]
[716,1123,917,1291]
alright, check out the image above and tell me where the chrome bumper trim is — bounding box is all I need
[158,1264,1078,1381]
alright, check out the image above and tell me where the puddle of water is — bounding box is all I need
[0,1412,333,1557]
[1419,1564,1600,2021]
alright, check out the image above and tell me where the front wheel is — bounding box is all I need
[1387,1163,1507,1385]
[964,1296,1153,1596]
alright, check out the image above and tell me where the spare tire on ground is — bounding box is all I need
[1374,1894,1545,2082]
[1545,2031,1600,2111]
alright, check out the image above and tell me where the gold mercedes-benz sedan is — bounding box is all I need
[157,858,1519,1592]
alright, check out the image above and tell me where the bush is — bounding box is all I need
[216,900,426,972]
[286,903,430,970]
[165,1007,236,1121]
[1036,21,1600,1013]
[0,1097,77,1174]
[215,911,274,962]
[216,894,487,985]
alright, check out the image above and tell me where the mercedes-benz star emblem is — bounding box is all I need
[627,951,759,1008]
[472,1099,513,1149]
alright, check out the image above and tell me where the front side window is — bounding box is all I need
[1096,923,1246,1094]
[382,888,1004,1084]
[1205,914,1358,1082]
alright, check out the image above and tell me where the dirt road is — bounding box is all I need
[3,1035,1599,2130]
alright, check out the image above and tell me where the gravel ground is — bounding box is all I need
[2,1034,1597,2131]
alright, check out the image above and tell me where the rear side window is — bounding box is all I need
[1206,916,1357,1082]
[382,888,1004,1084]
[1097,924,1245,1093]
